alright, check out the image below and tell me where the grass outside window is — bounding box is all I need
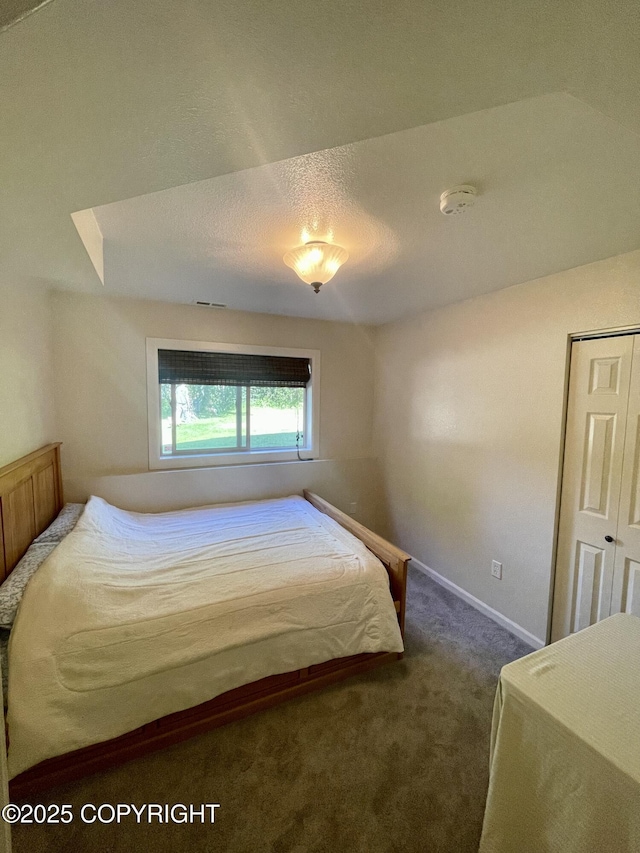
[161,384,305,456]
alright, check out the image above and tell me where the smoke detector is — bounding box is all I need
[439,185,477,215]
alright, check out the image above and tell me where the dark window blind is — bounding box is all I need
[158,349,311,388]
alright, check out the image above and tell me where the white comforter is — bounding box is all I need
[7,495,403,778]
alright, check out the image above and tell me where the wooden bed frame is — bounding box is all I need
[0,444,409,798]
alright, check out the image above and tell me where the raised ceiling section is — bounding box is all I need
[2,0,640,322]
[79,94,640,324]
[0,0,55,32]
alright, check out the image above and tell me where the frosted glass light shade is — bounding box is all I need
[283,241,349,293]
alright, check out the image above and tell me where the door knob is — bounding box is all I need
[604,535,615,543]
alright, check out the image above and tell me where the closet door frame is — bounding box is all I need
[548,323,640,645]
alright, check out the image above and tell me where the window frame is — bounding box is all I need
[146,338,320,469]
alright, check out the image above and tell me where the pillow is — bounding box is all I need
[34,502,85,544]
[0,543,56,629]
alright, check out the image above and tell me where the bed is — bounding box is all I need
[0,444,409,797]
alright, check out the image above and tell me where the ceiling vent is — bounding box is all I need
[194,301,227,308]
[439,185,477,215]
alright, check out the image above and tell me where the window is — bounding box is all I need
[146,339,320,468]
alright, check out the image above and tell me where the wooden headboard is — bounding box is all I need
[0,444,63,580]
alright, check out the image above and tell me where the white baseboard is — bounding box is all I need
[411,558,545,649]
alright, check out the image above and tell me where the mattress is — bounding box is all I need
[7,494,403,778]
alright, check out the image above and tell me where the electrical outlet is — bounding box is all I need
[491,560,503,580]
[348,501,358,515]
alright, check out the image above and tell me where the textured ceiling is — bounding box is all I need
[87,94,640,323]
[2,0,640,322]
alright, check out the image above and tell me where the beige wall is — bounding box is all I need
[53,293,379,522]
[374,249,640,643]
[64,457,381,530]
[0,279,55,468]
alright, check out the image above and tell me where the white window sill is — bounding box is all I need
[149,448,318,470]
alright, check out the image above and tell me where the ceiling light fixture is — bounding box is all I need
[283,241,349,294]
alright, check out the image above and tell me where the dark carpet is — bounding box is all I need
[13,568,532,853]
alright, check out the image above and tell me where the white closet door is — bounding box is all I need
[610,336,640,618]
[551,336,634,642]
